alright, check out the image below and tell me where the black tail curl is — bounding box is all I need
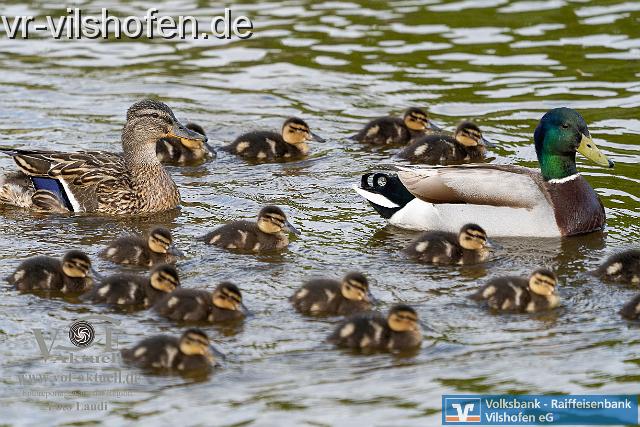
[360,172,415,219]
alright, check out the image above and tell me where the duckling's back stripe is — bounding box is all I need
[31,177,74,211]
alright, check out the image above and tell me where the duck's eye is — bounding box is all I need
[561,123,569,129]
[152,113,160,119]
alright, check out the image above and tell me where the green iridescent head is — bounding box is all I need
[534,108,614,181]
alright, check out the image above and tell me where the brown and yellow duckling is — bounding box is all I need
[100,226,182,267]
[7,250,94,295]
[223,117,324,161]
[154,282,248,323]
[203,205,299,252]
[594,249,640,285]
[328,304,422,352]
[121,328,221,372]
[82,264,180,308]
[290,272,376,316]
[350,107,437,146]
[397,121,490,164]
[470,268,560,313]
[156,122,216,165]
[404,223,490,265]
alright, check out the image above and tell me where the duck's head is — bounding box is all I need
[528,268,557,296]
[62,250,92,278]
[458,224,489,251]
[149,264,180,293]
[534,108,613,181]
[123,99,207,158]
[454,121,489,147]
[147,227,182,256]
[403,107,435,132]
[387,304,420,332]
[257,205,301,236]
[178,329,217,363]
[282,117,325,145]
[212,282,249,314]
[340,272,376,303]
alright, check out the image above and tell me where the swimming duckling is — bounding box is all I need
[7,250,94,294]
[397,121,489,164]
[470,268,560,313]
[350,107,437,146]
[290,272,375,316]
[594,249,640,285]
[328,304,422,352]
[154,282,248,323]
[203,205,299,252]
[82,264,180,308]
[121,328,219,372]
[620,294,640,320]
[224,117,323,161]
[100,227,181,267]
[404,224,490,265]
[156,122,216,165]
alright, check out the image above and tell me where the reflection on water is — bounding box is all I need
[0,0,639,424]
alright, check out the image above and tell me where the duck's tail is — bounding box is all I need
[354,172,415,219]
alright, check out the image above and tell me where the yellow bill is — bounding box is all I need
[167,123,207,149]
[578,134,614,168]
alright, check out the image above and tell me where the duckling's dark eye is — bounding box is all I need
[152,113,160,119]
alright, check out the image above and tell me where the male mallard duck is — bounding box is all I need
[290,272,376,316]
[203,205,299,252]
[156,122,216,165]
[594,249,640,285]
[0,99,206,214]
[328,304,422,352]
[350,107,438,146]
[82,264,180,308]
[154,282,248,322]
[100,227,181,267]
[7,250,94,294]
[356,108,614,237]
[223,117,323,161]
[620,294,640,320]
[397,121,490,164]
[121,328,220,372]
[470,268,560,312]
[404,223,490,265]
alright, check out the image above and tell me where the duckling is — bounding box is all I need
[470,268,560,313]
[156,122,216,165]
[620,294,640,320]
[82,264,180,308]
[594,249,640,285]
[121,328,219,372]
[290,272,375,316]
[7,250,94,295]
[203,205,299,252]
[223,117,324,161]
[350,107,436,146]
[154,282,248,323]
[328,304,422,352]
[100,227,181,267]
[404,223,490,265]
[397,121,489,164]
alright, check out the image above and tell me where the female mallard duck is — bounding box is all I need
[594,249,640,285]
[397,121,490,164]
[404,223,490,265]
[223,117,324,161]
[203,205,300,252]
[100,227,181,267]
[356,107,614,237]
[156,122,216,165]
[0,99,206,214]
[350,107,437,146]
[470,268,560,312]
[328,304,422,352]
[290,272,376,316]
[121,328,220,372]
[154,282,248,322]
[82,264,180,308]
[7,250,94,294]
[620,294,640,320]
